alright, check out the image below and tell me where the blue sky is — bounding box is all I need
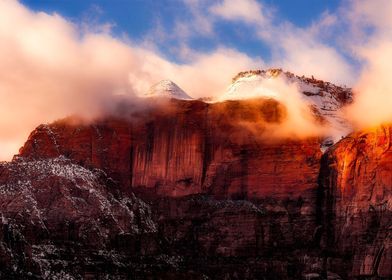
[21,0,343,62]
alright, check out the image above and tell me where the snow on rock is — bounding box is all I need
[218,69,353,148]
[141,79,194,100]
[0,156,158,277]
[0,156,156,234]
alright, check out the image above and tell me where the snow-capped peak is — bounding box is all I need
[218,69,353,148]
[220,69,351,102]
[142,80,194,100]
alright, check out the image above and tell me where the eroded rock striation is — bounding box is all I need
[20,99,322,202]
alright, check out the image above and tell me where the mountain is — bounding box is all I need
[219,69,353,145]
[141,79,194,100]
[0,70,390,279]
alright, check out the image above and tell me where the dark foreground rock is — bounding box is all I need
[0,156,161,279]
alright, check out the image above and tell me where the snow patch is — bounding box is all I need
[141,80,194,100]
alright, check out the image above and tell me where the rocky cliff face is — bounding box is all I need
[319,126,392,279]
[20,99,322,203]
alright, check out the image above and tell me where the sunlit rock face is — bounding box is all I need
[319,125,392,278]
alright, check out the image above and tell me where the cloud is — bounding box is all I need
[0,0,261,161]
[149,0,356,87]
[345,0,392,38]
[217,75,327,139]
[183,0,214,35]
[267,28,356,86]
[208,0,356,85]
[254,10,356,86]
[343,0,392,128]
[150,0,214,46]
[129,47,263,98]
[346,42,392,128]
[209,0,266,25]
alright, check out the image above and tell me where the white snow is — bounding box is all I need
[141,80,194,100]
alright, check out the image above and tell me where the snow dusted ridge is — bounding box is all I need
[218,69,353,147]
[141,79,194,100]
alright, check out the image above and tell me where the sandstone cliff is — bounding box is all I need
[319,126,392,278]
[20,99,322,202]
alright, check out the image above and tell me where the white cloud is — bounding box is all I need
[209,0,266,24]
[267,28,356,86]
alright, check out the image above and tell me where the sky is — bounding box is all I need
[20,0,342,63]
[1,0,392,160]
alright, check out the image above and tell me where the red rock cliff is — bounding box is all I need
[20,99,322,202]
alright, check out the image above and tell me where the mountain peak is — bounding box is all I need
[143,79,194,100]
[220,68,353,146]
